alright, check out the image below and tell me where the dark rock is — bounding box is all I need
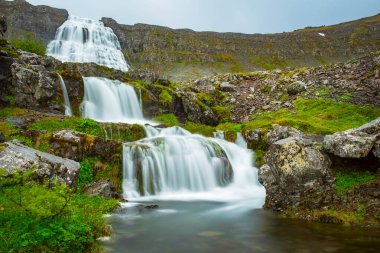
[220,82,236,92]
[83,179,121,199]
[0,16,6,37]
[260,137,334,211]
[0,131,5,143]
[0,141,79,187]
[144,204,159,209]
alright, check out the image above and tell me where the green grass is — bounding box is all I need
[212,105,232,123]
[12,38,46,56]
[242,98,380,134]
[184,122,216,137]
[336,171,376,194]
[159,90,173,105]
[153,114,180,127]
[216,122,242,132]
[0,107,27,118]
[0,169,119,252]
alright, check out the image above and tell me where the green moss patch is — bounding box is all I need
[184,122,216,137]
[242,98,380,134]
[153,114,180,127]
[11,38,46,56]
[336,171,376,194]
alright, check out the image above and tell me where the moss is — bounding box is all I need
[335,171,376,194]
[159,90,173,105]
[0,39,19,58]
[212,105,232,123]
[100,123,146,142]
[197,92,212,106]
[153,114,179,127]
[12,135,33,147]
[184,122,215,137]
[35,133,52,153]
[224,130,237,143]
[254,148,266,167]
[216,122,242,132]
[250,56,291,70]
[0,122,17,139]
[0,107,27,118]
[242,98,380,135]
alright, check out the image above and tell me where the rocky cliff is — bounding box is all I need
[0,0,379,81]
[0,0,68,44]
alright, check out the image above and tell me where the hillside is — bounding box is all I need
[0,0,379,80]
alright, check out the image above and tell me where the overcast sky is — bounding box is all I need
[26,0,380,34]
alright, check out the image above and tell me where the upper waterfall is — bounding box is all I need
[47,16,129,71]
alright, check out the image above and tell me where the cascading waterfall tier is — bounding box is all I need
[81,77,144,123]
[47,16,129,71]
[123,126,265,202]
[57,74,72,116]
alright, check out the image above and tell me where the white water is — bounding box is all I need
[57,74,72,116]
[123,126,265,203]
[47,16,129,71]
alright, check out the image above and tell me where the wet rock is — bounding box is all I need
[83,179,120,199]
[287,81,306,95]
[0,141,79,187]
[220,82,236,92]
[144,204,159,209]
[260,137,334,211]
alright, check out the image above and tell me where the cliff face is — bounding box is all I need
[102,15,380,80]
[1,0,379,81]
[0,0,68,44]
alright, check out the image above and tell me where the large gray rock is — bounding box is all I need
[82,179,121,199]
[259,137,334,211]
[323,117,380,159]
[287,81,306,95]
[0,141,79,187]
[220,82,236,92]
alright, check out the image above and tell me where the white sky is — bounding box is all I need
[26,0,380,34]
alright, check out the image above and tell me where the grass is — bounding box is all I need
[12,38,46,56]
[0,107,27,118]
[242,98,380,134]
[153,114,180,127]
[336,171,376,194]
[184,122,216,137]
[216,122,242,132]
[159,90,173,105]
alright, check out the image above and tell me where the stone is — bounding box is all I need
[220,82,236,92]
[265,125,304,145]
[83,179,120,199]
[0,16,6,37]
[355,117,380,135]
[260,137,334,211]
[323,131,376,158]
[0,131,5,143]
[0,141,79,187]
[287,81,306,95]
[373,140,380,160]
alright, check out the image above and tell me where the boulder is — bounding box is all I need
[259,137,334,211]
[373,140,380,160]
[0,141,79,187]
[220,82,236,92]
[265,125,304,145]
[287,81,306,95]
[82,179,121,199]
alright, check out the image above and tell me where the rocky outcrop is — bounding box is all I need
[323,117,380,159]
[0,0,68,44]
[0,131,5,143]
[0,16,6,37]
[0,141,79,187]
[82,179,121,199]
[259,136,334,211]
[50,130,122,163]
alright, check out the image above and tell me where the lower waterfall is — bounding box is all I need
[58,74,72,116]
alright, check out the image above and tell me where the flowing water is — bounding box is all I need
[57,74,72,116]
[47,16,129,71]
[47,16,380,253]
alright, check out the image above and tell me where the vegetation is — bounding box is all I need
[212,105,232,123]
[242,98,380,134]
[12,38,46,56]
[184,122,215,137]
[0,39,19,58]
[335,171,376,194]
[153,114,180,127]
[0,169,119,252]
[159,90,173,105]
[250,56,291,70]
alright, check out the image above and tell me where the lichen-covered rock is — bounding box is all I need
[0,141,79,187]
[260,137,334,211]
[265,125,304,145]
[220,82,236,92]
[323,131,376,159]
[82,179,121,199]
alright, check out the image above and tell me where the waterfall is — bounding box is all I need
[81,77,145,123]
[123,126,265,202]
[57,74,72,116]
[47,16,129,71]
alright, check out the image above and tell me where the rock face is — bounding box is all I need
[102,14,380,80]
[0,141,79,187]
[82,179,121,199]
[259,137,334,211]
[323,117,380,159]
[0,16,6,37]
[0,0,68,44]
